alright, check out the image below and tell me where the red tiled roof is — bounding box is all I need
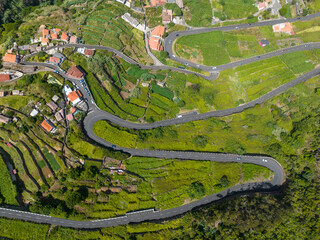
[0,74,10,82]
[151,0,166,6]
[51,33,58,40]
[67,66,84,79]
[55,28,61,33]
[61,32,68,41]
[152,25,165,38]
[49,57,60,63]
[41,120,53,132]
[84,49,94,57]
[67,91,80,102]
[43,29,49,36]
[41,37,49,43]
[149,36,162,51]
[3,53,17,63]
[71,107,76,113]
[66,113,73,121]
[69,36,77,43]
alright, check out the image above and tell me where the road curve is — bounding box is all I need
[5,14,320,228]
[164,12,320,70]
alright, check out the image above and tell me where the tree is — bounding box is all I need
[188,182,205,199]
[192,135,208,148]
[279,5,288,17]
[65,191,82,208]
[219,175,229,188]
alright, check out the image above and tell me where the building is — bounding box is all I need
[52,95,60,102]
[54,28,61,34]
[258,2,267,11]
[69,36,78,44]
[0,91,6,97]
[46,101,58,112]
[162,9,173,24]
[151,0,166,6]
[122,13,139,28]
[152,25,166,38]
[0,74,10,82]
[30,109,39,117]
[41,119,57,133]
[259,39,269,47]
[66,113,74,121]
[43,29,49,38]
[67,66,84,79]
[84,49,95,57]
[55,112,63,122]
[273,22,294,35]
[176,0,184,8]
[51,33,58,40]
[3,53,18,63]
[49,57,61,65]
[149,36,162,51]
[116,0,126,4]
[67,90,81,106]
[12,90,20,95]
[41,37,49,46]
[61,32,69,41]
[0,115,12,124]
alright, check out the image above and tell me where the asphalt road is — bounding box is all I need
[6,13,319,228]
[164,12,320,71]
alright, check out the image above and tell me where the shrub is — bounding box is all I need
[192,135,208,148]
[188,182,205,199]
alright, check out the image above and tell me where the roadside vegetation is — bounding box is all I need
[175,17,320,65]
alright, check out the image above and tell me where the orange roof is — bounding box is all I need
[273,22,294,35]
[51,33,58,40]
[274,25,280,31]
[144,5,151,8]
[67,91,80,102]
[55,28,61,33]
[0,74,10,81]
[41,37,49,43]
[49,57,60,63]
[84,49,94,57]
[70,36,78,43]
[71,107,76,113]
[61,32,68,41]
[3,53,17,63]
[152,25,165,38]
[41,120,53,132]
[43,29,49,35]
[151,0,166,6]
[258,2,266,10]
[149,36,162,51]
[67,66,84,79]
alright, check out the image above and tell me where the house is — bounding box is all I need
[258,2,267,11]
[58,109,65,118]
[52,95,60,102]
[67,66,84,79]
[0,115,11,124]
[141,82,149,87]
[3,53,18,63]
[18,45,30,51]
[46,101,58,112]
[41,37,49,46]
[273,22,294,35]
[66,113,74,121]
[151,0,166,6]
[0,91,6,97]
[38,25,46,33]
[69,36,78,44]
[51,33,58,40]
[122,13,139,28]
[259,39,269,47]
[41,119,57,133]
[176,0,184,8]
[43,29,49,38]
[55,112,63,122]
[30,109,39,117]
[61,32,69,41]
[67,90,81,106]
[149,36,162,51]
[84,49,95,57]
[53,52,65,64]
[0,74,10,82]
[152,25,166,38]
[162,9,173,24]
[49,57,61,65]
[12,90,20,95]
[54,28,61,33]
[116,0,126,4]
[157,81,165,87]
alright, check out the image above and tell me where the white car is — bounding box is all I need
[172,54,176,58]
[262,159,267,162]
[177,115,182,118]
[212,67,217,70]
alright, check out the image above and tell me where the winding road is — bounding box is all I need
[1,12,320,228]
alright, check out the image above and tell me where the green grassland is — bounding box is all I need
[213,0,257,20]
[175,17,320,66]
[183,0,213,27]
[0,155,18,205]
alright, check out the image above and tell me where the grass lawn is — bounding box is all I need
[183,0,213,27]
[93,121,137,148]
[42,147,60,171]
[0,155,18,205]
